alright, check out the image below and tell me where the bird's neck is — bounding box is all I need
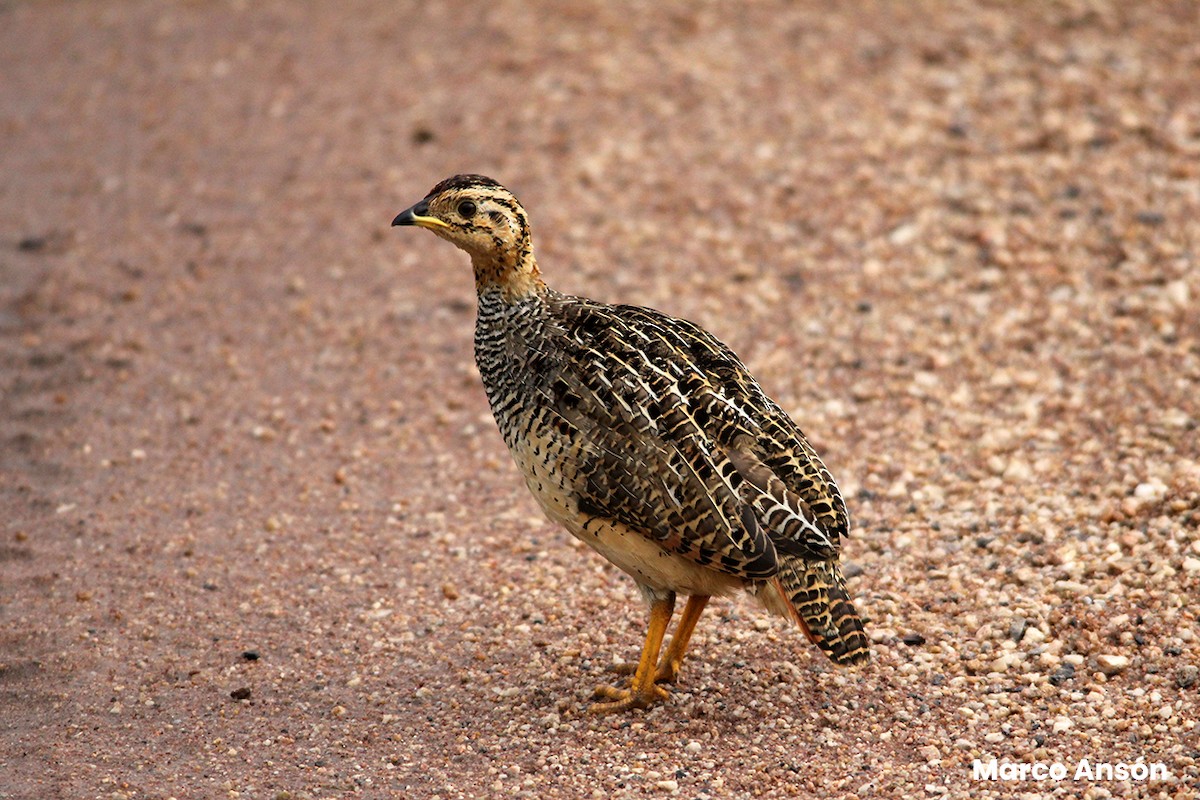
[471,247,546,303]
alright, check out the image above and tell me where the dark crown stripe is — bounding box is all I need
[426,173,504,198]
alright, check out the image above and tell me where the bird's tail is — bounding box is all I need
[770,558,869,665]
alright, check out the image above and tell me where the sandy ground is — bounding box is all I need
[2,1,1198,798]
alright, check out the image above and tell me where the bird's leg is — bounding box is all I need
[609,594,710,684]
[655,594,709,684]
[590,593,675,714]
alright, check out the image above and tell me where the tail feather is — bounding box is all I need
[772,559,869,665]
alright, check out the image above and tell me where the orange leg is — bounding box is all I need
[610,594,711,684]
[656,594,709,683]
[590,594,675,714]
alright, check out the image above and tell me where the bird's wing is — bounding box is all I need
[624,303,848,560]
[544,299,845,578]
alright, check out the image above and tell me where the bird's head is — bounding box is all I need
[392,174,543,299]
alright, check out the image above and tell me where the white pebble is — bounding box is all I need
[1133,481,1167,501]
[1096,654,1130,676]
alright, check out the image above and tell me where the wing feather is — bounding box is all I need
[544,297,851,578]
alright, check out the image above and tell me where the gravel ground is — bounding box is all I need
[2,1,1198,798]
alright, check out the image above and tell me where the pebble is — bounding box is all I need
[1175,665,1199,689]
[990,653,1018,673]
[1096,654,1130,676]
[1051,662,1080,690]
[1133,481,1167,501]
[684,741,702,754]
[655,779,679,793]
[1023,626,1046,646]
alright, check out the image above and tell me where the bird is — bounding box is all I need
[393,174,868,714]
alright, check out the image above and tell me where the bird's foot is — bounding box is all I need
[608,659,682,685]
[588,682,670,715]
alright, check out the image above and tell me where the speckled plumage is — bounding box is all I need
[394,175,868,713]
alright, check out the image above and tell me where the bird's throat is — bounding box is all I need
[471,252,546,302]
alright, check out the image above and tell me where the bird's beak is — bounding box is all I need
[392,199,450,229]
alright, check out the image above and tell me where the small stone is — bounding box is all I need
[1023,626,1046,646]
[990,653,1016,673]
[655,779,679,793]
[1175,665,1198,689]
[241,650,260,661]
[1133,481,1166,501]
[984,732,1004,744]
[1049,663,1075,686]
[1009,618,1028,643]
[1182,557,1200,573]
[230,687,251,700]
[918,744,940,762]
[1052,717,1072,733]
[1164,281,1190,310]
[685,741,702,754]
[902,632,926,646]
[1096,654,1130,676]
[441,583,460,600]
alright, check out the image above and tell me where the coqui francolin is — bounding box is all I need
[393,174,868,714]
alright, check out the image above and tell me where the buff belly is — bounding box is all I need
[506,430,749,598]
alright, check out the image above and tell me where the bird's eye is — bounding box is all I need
[457,200,477,219]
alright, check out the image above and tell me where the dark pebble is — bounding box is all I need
[1175,665,1199,689]
[230,686,252,700]
[242,650,260,661]
[1009,617,1028,643]
[1049,663,1075,686]
[1135,211,1165,226]
[901,632,926,646]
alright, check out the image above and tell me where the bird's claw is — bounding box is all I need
[588,682,670,714]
